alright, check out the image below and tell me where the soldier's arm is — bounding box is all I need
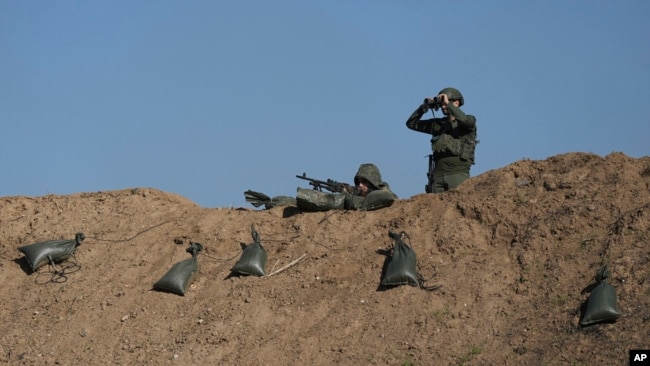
[406,104,439,134]
[446,104,476,130]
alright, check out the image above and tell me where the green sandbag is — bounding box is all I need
[153,242,203,296]
[345,190,396,211]
[244,190,272,208]
[580,265,622,326]
[18,233,85,272]
[244,190,296,209]
[230,225,268,277]
[296,188,346,211]
[268,196,297,208]
[380,231,419,287]
[231,241,267,277]
[580,282,622,325]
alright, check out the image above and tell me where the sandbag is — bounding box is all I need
[580,265,622,326]
[357,190,396,211]
[244,190,296,209]
[153,242,203,296]
[244,190,271,208]
[269,196,297,208]
[296,188,346,211]
[230,225,268,277]
[231,241,267,277]
[19,233,85,272]
[380,231,419,287]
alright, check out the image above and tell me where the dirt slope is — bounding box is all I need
[1,152,648,365]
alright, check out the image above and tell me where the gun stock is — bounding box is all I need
[425,154,435,193]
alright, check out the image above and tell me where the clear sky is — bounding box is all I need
[2,1,648,208]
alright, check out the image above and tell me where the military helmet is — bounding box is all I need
[354,163,382,190]
[438,87,464,106]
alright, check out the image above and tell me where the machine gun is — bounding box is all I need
[296,173,355,193]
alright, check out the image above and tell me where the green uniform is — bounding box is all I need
[406,103,478,193]
[341,163,398,211]
[245,163,397,211]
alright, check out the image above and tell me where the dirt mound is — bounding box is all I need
[1,152,648,365]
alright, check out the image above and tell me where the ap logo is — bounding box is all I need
[630,350,649,365]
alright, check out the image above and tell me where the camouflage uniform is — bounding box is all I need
[406,89,478,193]
[245,164,397,211]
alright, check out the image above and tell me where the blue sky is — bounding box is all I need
[2,1,648,208]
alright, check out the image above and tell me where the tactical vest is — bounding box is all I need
[430,120,478,163]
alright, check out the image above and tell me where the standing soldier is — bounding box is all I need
[406,87,478,193]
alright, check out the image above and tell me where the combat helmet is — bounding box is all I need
[438,87,464,106]
[354,163,382,190]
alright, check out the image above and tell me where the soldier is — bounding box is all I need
[406,87,478,193]
[245,163,397,211]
